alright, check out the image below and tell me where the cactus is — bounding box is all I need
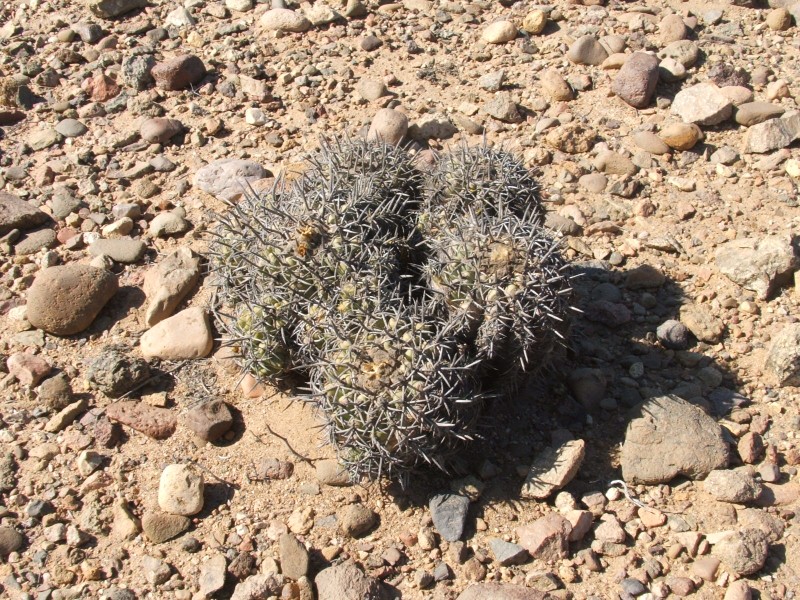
[208,138,575,481]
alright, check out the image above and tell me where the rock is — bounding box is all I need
[194,159,269,202]
[141,511,190,543]
[112,499,141,540]
[14,228,56,255]
[457,584,548,600]
[734,102,785,126]
[546,122,596,153]
[578,173,607,193]
[7,352,51,387]
[0,526,24,556]
[704,469,762,503]
[184,400,233,442]
[408,113,458,141]
[45,398,88,432]
[55,118,87,138]
[88,238,146,263]
[159,463,204,516]
[316,459,351,486]
[742,111,800,153]
[713,530,769,576]
[259,8,312,33]
[26,265,118,335]
[612,52,660,109]
[143,555,172,586]
[106,401,177,439]
[279,533,309,579]
[626,264,665,289]
[337,504,377,538]
[656,320,689,350]
[140,118,183,144]
[725,581,753,600]
[84,72,120,101]
[621,395,729,484]
[86,347,151,398]
[231,573,286,600]
[594,150,637,176]
[522,440,585,499]
[430,493,470,542]
[356,79,386,101]
[478,70,504,92]
[766,8,792,30]
[483,92,523,123]
[305,3,340,25]
[151,55,206,91]
[367,108,408,145]
[314,562,384,600]
[482,21,517,44]
[765,323,800,386]
[567,35,609,66]
[38,373,73,410]
[567,368,606,409]
[88,0,147,19]
[140,307,213,360]
[715,236,797,299]
[671,83,732,126]
[540,69,573,102]
[122,54,156,90]
[659,14,688,42]
[516,513,572,560]
[659,122,702,150]
[149,212,189,238]
[658,40,699,68]
[199,554,227,597]
[522,10,547,35]
[488,538,529,566]
[0,192,49,235]
[29,129,63,151]
[680,304,725,343]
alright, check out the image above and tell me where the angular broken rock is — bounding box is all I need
[429,493,470,542]
[712,529,769,576]
[671,82,733,126]
[742,111,800,154]
[0,192,49,235]
[621,395,729,484]
[143,247,201,326]
[765,323,800,387]
[106,400,177,439]
[522,439,585,499]
[715,235,797,299]
[704,469,763,504]
[193,159,269,202]
[140,307,213,360]
[516,513,572,561]
[680,303,725,343]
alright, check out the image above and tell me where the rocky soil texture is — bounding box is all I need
[1,0,800,599]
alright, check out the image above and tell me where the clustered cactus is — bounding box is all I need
[209,139,575,481]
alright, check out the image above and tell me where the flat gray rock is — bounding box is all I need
[89,238,146,263]
[0,192,49,235]
[621,395,729,484]
[742,110,800,153]
[429,493,470,542]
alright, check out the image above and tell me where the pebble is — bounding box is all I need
[26,264,118,335]
[88,238,146,264]
[259,8,312,33]
[148,211,189,238]
[620,578,646,596]
[140,307,213,359]
[621,395,728,484]
[279,533,309,579]
[316,459,352,486]
[193,159,269,202]
[15,228,56,255]
[159,463,204,516]
[357,79,387,101]
[7,352,51,387]
[658,57,687,83]
[659,122,702,151]
[337,503,377,537]
[151,55,206,91]
[516,513,572,560]
[0,526,24,557]
[671,82,732,125]
[226,0,254,11]
[659,14,688,42]
[578,173,607,193]
[766,8,793,30]
[38,372,73,410]
[482,92,522,123]
[656,320,689,350]
[632,131,670,155]
[429,493,470,542]
[87,347,150,398]
[724,580,753,600]
[488,538,529,566]
[106,400,177,439]
[594,150,636,176]
[367,108,408,145]
[567,36,609,66]
[140,118,183,144]
[540,69,573,102]
[183,400,233,442]
[703,469,762,503]
[142,511,190,544]
[612,52,659,109]
[522,10,547,35]
[481,21,517,44]
[522,440,585,499]
[55,118,88,138]
[658,40,699,68]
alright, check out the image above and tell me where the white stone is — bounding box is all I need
[140,307,213,360]
[158,463,204,516]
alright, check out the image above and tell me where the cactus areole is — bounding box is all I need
[209,139,576,482]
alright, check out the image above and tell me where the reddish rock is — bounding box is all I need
[151,55,206,91]
[738,432,764,464]
[7,353,51,387]
[106,401,177,440]
[516,513,572,561]
[612,52,660,109]
[82,72,120,102]
[183,400,233,442]
[140,117,184,144]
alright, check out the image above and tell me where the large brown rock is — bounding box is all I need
[151,55,206,91]
[26,265,118,335]
[612,52,660,108]
[621,395,729,484]
[106,401,177,439]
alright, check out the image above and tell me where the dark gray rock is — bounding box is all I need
[429,493,470,542]
[86,347,151,398]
